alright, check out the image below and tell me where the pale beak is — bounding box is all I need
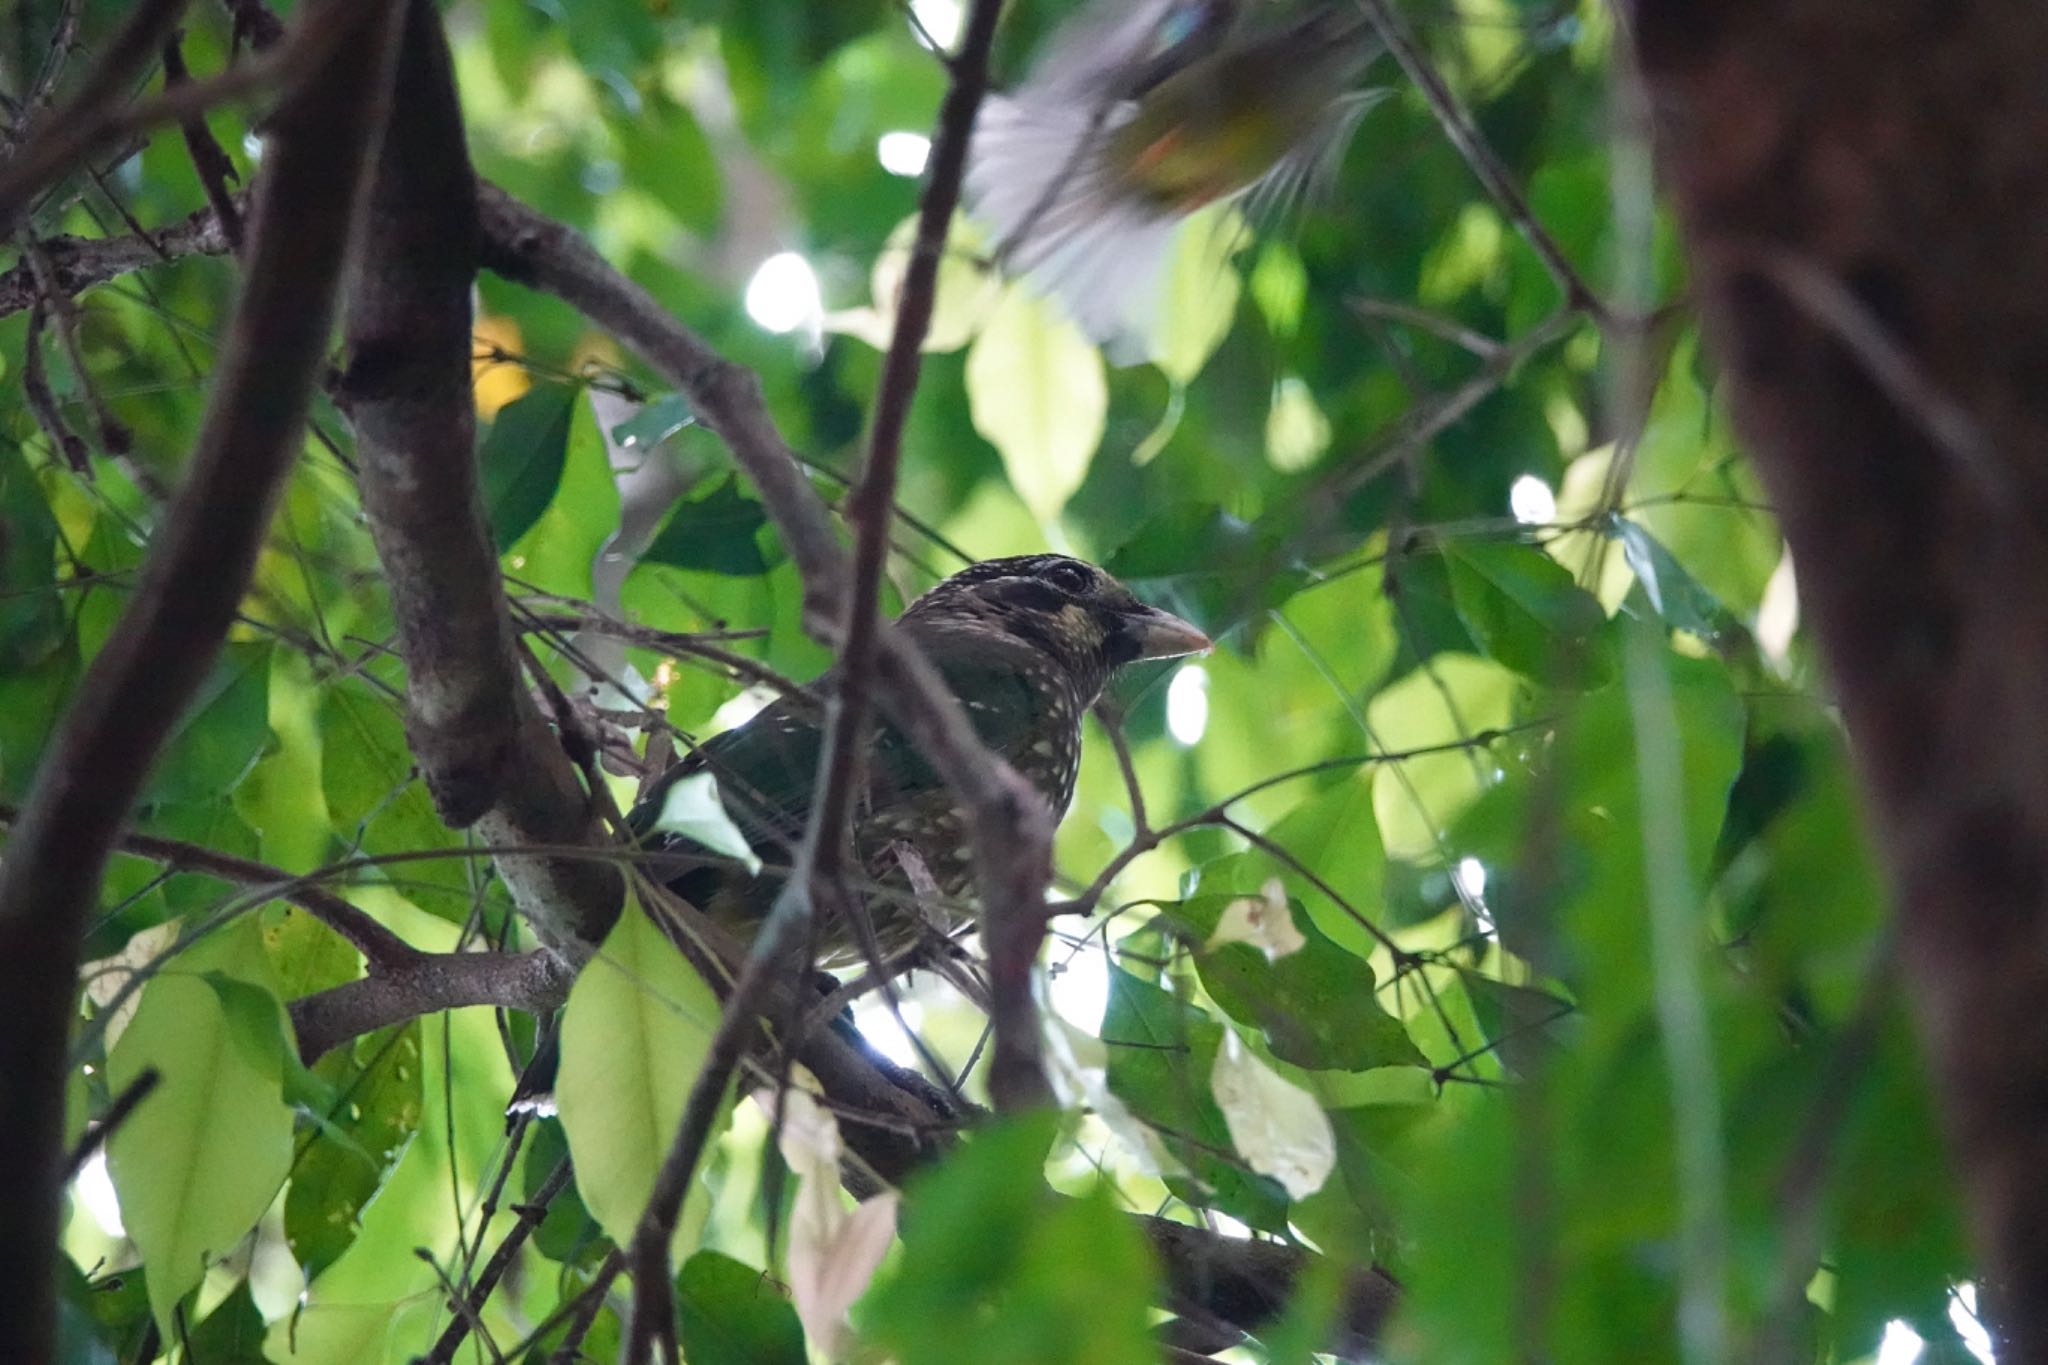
[1125,604,1212,660]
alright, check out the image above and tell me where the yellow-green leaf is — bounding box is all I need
[829,211,999,354]
[965,284,1106,520]
[106,918,294,1336]
[1366,654,1520,863]
[1146,206,1244,385]
[556,892,724,1252]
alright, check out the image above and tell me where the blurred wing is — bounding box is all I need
[966,93,1179,350]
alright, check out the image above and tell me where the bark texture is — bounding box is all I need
[1629,1,2048,1347]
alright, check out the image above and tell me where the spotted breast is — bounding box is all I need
[628,553,1210,958]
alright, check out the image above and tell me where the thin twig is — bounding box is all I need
[61,1067,160,1180]
[426,1158,573,1365]
[1355,0,1607,319]
[24,238,134,455]
[0,0,195,233]
[1348,295,1504,357]
[1093,700,1151,837]
[0,799,414,969]
[20,301,91,473]
[161,33,245,250]
[0,199,236,318]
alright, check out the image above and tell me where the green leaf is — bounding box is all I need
[285,1023,424,1281]
[524,1119,605,1267]
[0,629,77,800]
[141,642,271,806]
[1101,966,1290,1231]
[610,393,697,452]
[1164,893,1425,1072]
[0,439,63,669]
[188,1281,268,1363]
[502,386,619,598]
[1105,504,1311,640]
[1146,206,1244,385]
[645,769,763,872]
[319,678,473,921]
[675,1250,808,1365]
[556,893,724,1252]
[865,1112,1159,1365]
[965,285,1105,520]
[1366,653,1521,862]
[1613,517,1733,641]
[479,381,577,551]
[640,475,775,577]
[1443,539,1614,688]
[616,94,723,235]
[106,919,295,1336]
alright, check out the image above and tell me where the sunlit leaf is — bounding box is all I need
[1211,1031,1336,1199]
[1101,966,1291,1231]
[106,918,295,1335]
[1147,207,1244,384]
[556,894,724,1254]
[965,284,1105,520]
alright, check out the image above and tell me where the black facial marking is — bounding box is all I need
[989,577,1068,615]
[1101,621,1143,668]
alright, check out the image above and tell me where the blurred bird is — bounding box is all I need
[966,0,1385,352]
[507,555,1208,1117]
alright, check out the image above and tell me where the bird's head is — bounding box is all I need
[903,554,1211,701]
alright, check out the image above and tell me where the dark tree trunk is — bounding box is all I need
[1627,1,2048,1350]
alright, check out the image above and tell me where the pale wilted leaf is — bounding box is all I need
[1211,1031,1336,1200]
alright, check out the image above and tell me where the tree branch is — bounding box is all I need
[1628,0,2048,1348]
[0,798,413,969]
[0,0,404,1354]
[288,948,573,1064]
[0,200,235,317]
[337,0,619,951]
[0,0,192,234]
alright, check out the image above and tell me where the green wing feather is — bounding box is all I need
[628,648,1045,867]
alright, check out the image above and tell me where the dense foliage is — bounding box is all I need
[0,0,1984,1361]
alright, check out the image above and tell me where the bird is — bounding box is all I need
[506,555,1208,1117]
[965,0,1386,354]
[629,552,1211,957]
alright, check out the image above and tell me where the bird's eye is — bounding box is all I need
[1040,561,1094,595]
